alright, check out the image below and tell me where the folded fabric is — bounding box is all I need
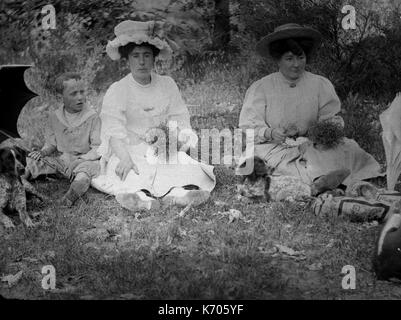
[312,193,391,222]
[269,175,311,201]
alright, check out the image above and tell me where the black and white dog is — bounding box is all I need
[0,146,47,229]
[374,208,401,281]
[236,156,273,202]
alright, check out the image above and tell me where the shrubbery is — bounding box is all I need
[227,0,401,101]
[1,0,401,160]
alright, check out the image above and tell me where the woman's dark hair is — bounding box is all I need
[118,42,160,59]
[269,37,315,62]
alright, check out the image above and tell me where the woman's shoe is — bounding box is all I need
[115,192,160,211]
[311,169,350,196]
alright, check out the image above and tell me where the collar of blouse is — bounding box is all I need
[130,71,157,88]
[278,70,306,88]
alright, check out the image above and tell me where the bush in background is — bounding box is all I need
[1,0,400,162]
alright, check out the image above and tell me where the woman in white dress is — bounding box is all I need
[91,20,215,210]
[239,23,383,193]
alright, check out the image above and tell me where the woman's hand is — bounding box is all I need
[298,140,312,155]
[270,128,287,143]
[178,129,198,152]
[115,157,139,181]
[109,137,139,180]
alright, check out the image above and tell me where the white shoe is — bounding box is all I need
[115,192,160,211]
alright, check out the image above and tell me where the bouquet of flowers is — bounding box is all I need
[145,122,174,162]
[283,124,310,147]
[145,121,197,163]
[307,120,345,150]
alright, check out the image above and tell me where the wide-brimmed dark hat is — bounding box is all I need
[256,23,322,58]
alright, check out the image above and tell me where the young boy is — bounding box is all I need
[27,72,101,206]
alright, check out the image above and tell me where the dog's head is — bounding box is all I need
[238,156,274,182]
[0,147,27,177]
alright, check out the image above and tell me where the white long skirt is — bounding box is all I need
[91,143,216,197]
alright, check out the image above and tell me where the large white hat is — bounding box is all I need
[106,20,173,60]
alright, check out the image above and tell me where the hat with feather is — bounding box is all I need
[106,20,177,60]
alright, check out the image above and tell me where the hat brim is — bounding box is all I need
[106,34,173,60]
[256,27,322,58]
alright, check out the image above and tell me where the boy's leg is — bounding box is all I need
[60,172,91,207]
[59,159,100,207]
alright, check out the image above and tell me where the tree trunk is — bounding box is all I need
[212,0,230,49]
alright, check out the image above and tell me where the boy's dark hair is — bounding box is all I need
[118,42,160,60]
[269,37,315,62]
[55,72,82,94]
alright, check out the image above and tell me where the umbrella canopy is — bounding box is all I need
[380,93,401,190]
[0,64,37,142]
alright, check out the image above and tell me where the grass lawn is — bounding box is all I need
[1,107,401,300]
[1,55,400,299]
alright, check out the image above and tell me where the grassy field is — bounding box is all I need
[1,56,401,300]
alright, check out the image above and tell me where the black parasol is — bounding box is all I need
[0,65,71,178]
[0,64,38,142]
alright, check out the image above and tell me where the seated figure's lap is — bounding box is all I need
[255,138,382,186]
[92,145,216,196]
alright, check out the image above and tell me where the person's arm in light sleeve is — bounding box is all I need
[41,134,57,156]
[166,77,198,149]
[99,82,139,179]
[239,80,273,144]
[97,82,130,160]
[28,114,57,160]
[166,77,191,129]
[317,77,345,128]
[78,115,102,161]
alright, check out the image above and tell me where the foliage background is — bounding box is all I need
[1,0,400,159]
[0,0,399,168]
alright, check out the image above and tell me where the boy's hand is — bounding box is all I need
[29,147,55,160]
[28,150,43,161]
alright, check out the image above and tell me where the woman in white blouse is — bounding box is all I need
[91,20,215,210]
[239,23,382,192]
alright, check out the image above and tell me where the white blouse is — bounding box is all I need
[239,71,344,144]
[98,72,191,159]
